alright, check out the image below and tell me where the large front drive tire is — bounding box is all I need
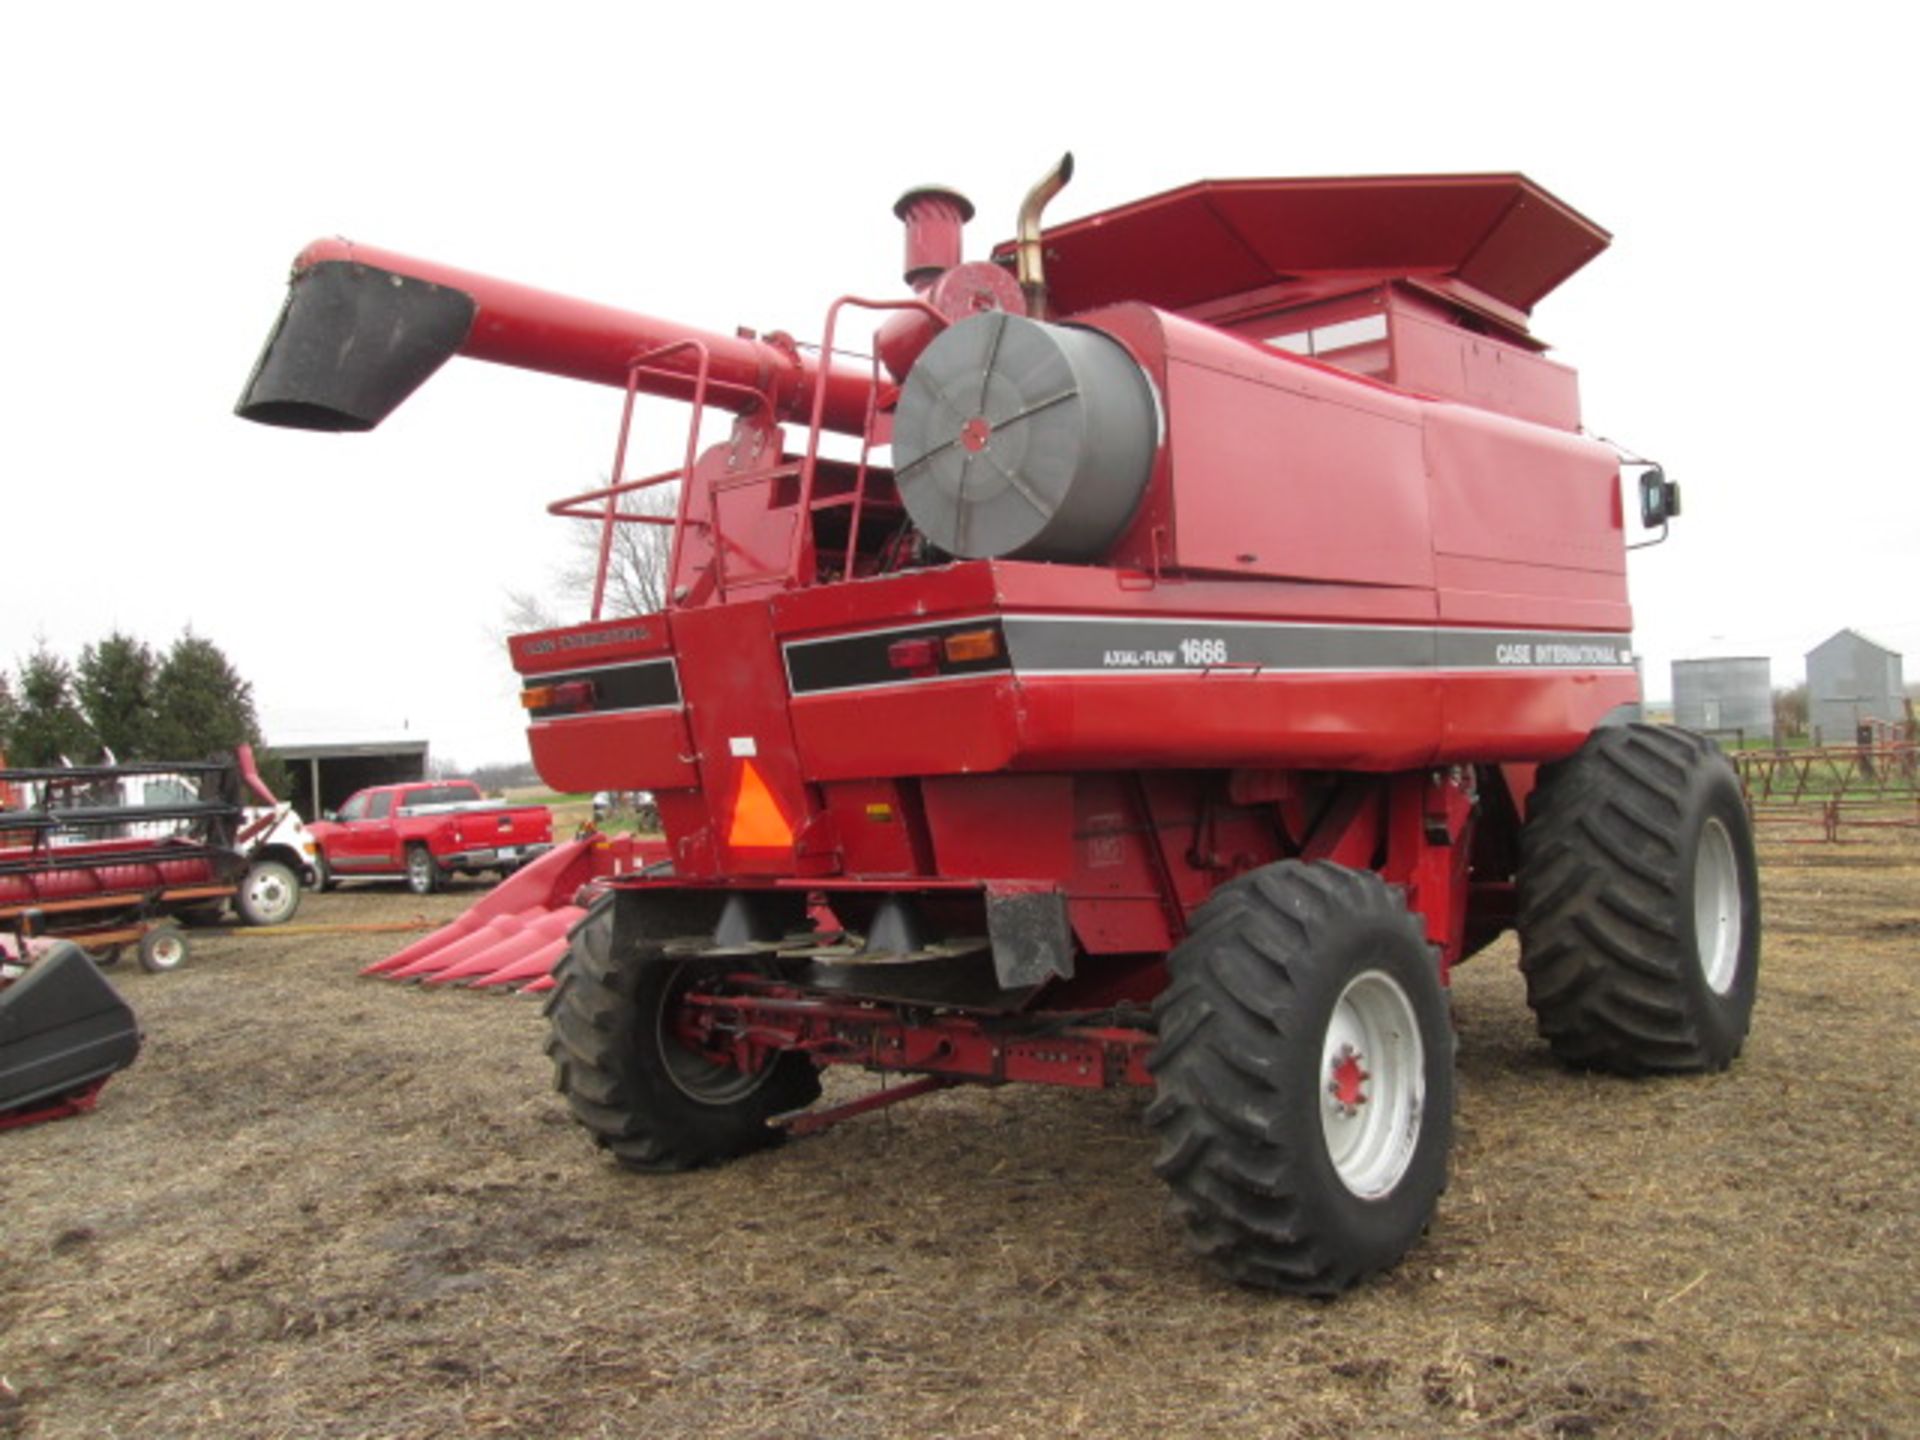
[1147,861,1454,1295]
[543,897,822,1171]
[1518,724,1759,1074]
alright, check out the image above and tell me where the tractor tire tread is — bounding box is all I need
[545,896,820,1173]
[1147,859,1453,1296]
[1518,723,1758,1075]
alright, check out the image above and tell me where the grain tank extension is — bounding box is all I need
[239,160,1756,1293]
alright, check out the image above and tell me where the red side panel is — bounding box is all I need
[1423,402,1629,630]
[921,776,1074,881]
[1388,292,1582,432]
[792,678,1023,782]
[1162,340,1434,585]
[670,603,821,878]
[1012,673,1448,770]
[528,711,698,794]
[818,780,933,877]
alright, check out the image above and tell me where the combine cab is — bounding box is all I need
[239,160,1757,1292]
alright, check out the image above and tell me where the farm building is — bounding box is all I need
[1672,656,1773,737]
[1806,629,1905,741]
[271,735,431,820]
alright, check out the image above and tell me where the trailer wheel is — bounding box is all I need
[405,845,441,896]
[543,897,821,1171]
[1518,724,1759,1073]
[138,925,191,974]
[1147,861,1453,1294]
[235,859,301,926]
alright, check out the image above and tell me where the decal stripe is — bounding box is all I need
[523,658,681,719]
[783,616,1632,695]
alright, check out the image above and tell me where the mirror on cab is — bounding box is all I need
[1639,465,1681,528]
[1627,463,1682,551]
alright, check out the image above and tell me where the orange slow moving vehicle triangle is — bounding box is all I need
[728,760,794,849]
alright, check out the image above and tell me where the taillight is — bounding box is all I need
[887,638,940,676]
[886,628,1002,679]
[521,679,596,712]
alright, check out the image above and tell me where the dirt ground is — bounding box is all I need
[2,832,1915,1439]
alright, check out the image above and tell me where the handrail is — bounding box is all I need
[547,466,691,521]
[547,297,952,618]
[841,351,887,580]
[600,341,709,620]
[794,296,949,585]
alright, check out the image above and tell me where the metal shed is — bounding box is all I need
[1672,657,1772,737]
[270,737,431,821]
[1806,630,1906,742]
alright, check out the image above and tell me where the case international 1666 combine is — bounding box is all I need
[237,158,1758,1293]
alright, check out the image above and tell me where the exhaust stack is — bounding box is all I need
[1016,152,1075,316]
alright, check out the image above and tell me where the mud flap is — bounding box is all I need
[986,889,1074,988]
[0,943,142,1119]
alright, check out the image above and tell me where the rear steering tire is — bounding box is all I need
[1147,860,1454,1294]
[1517,723,1760,1074]
[544,896,822,1171]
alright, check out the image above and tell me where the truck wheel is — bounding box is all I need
[405,845,441,896]
[543,897,822,1171]
[1518,724,1759,1073]
[311,851,334,892]
[236,859,301,926]
[1147,860,1454,1294]
[138,925,191,974]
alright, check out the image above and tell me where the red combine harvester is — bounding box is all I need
[238,159,1758,1292]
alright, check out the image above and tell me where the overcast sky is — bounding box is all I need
[3,4,1913,767]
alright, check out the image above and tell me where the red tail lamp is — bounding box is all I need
[521,679,597,712]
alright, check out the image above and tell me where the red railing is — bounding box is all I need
[549,297,948,615]
[1734,739,1920,842]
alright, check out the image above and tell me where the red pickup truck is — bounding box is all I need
[309,781,553,894]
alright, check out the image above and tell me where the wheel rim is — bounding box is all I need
[148,934,185,970]
[408,852,430,888]
[247,868,294,922]
[1319,969,1425,1199]
[655,966,774,1105]
[1694,817,1743,995]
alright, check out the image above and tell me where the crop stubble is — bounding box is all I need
[1,832,1914,1438]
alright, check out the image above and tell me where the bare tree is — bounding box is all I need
[505,483,678,634]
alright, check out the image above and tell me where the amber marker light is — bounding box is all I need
[521,680,596,712]
[942,628,1000,663]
